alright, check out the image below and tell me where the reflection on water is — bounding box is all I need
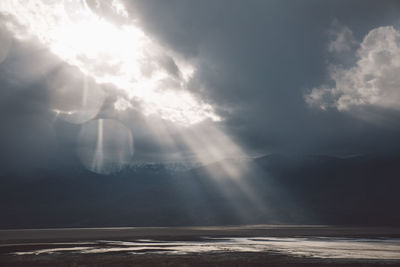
[13,237,400,260]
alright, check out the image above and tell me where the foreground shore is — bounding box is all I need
[2,252,400,267]
[1,225,400,266]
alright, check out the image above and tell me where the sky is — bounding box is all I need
[1,0,400,172]
[2,0,400,228]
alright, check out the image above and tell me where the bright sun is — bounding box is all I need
[0,0,220,125]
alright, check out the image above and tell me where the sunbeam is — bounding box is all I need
[175,124,272,222]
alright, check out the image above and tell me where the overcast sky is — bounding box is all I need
[1,0,400,175]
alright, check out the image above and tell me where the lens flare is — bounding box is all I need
[48,66,105,124]
[77,119,134,174]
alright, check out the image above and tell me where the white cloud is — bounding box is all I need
[306,25,400,113]
[0,0,220,125]
[328,21,357,54]
[114,96,133,111]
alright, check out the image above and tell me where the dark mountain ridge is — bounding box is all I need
[1,154,399,229]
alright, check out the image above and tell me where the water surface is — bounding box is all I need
[12,237,400,260]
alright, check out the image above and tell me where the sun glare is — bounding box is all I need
[0,0,220,125]
[0,1,269,219]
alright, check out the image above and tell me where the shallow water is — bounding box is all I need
[13,237,400,260]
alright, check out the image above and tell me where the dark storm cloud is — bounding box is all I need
[125,0,400,155]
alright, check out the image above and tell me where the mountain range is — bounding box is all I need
[1,153,399,228]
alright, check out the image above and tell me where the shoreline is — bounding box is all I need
[2,225,400,244]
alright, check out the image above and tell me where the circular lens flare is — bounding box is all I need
[48,66,105,124]
[77,119,134,174]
